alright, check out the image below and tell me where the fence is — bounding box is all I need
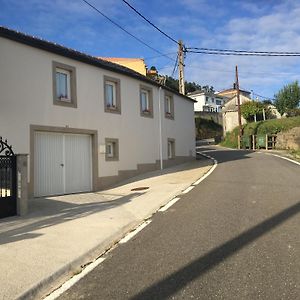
[240,134,277,150]
[0,137,17,218]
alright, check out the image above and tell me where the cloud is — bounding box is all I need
[179,0,300,98]
[2,0,300,98]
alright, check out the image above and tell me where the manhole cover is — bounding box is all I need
[131,187,149,191]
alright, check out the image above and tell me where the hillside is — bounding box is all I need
[221,116,300,148]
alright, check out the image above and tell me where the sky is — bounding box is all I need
[1,0,300,99]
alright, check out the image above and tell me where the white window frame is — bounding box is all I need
[105,138,119,161]
[141,89,150,112]
[168,141,172,159]
[167,139,175,159]
[106,142,114,157]
[105,81,117,109]
[165,95,172,114]
[56,68,71,102]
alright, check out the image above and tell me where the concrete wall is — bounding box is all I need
[0,37,195,192]
[276,127,300,150]
[223,111,247,133]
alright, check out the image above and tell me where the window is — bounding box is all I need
[52,61,77,108]
[168,139,175,159]
[203,106,210,112]
[165,93,174,119]
[216,99,222,105]
[167,139,175,159]
[205,96,209,103]
[211,97,215,103]
[56,68,70,101]
[140,85,153,118]
[105,138,119,161]
[141,90,149,111]
[104,76,121,114]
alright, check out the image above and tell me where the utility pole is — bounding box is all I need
[235,65,242,149]
[178,40,185,95]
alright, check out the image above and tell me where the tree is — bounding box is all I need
[240,101,264,122]
[274,81,300,115]
[163,76,214,94]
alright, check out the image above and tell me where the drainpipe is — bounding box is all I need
[158,86,163,170]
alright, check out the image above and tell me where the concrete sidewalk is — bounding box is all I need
[0,158,213,300]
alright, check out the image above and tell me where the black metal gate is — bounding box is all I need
[0,137,17,218]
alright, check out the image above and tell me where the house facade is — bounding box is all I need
[0,27,196,198]
[222,94,251,133]
[187,90,226,113]
[98,57,147,76]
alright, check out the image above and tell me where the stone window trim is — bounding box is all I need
[105,138,119,161]
[167,138,175,159]
[164,91,174,120]
[139,84,153,118]
[52,61,77,108]
[104,75,121,114]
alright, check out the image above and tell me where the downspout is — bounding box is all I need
[158,86,163,170]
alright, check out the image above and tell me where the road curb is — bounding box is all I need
[16,161,216,300]
[16,221,139,300]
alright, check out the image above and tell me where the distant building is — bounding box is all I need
[98,57,147,76]
[216,84,251,99]
[187,90,226,112]
[222,94,251,133]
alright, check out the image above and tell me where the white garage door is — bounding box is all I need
[34,132,92,197]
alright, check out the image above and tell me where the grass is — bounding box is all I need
[245,116,300,135]
[220,116,300,148]
[288,149,300,162]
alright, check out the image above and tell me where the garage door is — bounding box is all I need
[34,132,92,197]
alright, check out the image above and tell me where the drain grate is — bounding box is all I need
[131,187,149,191]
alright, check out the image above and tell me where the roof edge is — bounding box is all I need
[0,26,195,103]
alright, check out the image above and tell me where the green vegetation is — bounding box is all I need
[288,149,300,162]
[274,81,300,115]
[240,101,276,122]
[240,101,264,122]
[195,117,223,140]
[164,76,214,94]
[220,127,239,148]
[220,116,300,148]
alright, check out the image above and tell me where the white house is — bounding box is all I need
[0,27,196,198]
[187,90,226,113]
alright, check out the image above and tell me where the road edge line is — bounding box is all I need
[262,152,300,166]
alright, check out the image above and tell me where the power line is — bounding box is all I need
[187,47,300,55]
[171,54,179,78]
[184,65,300,77]
[143,52,177,60]
[251,92,275,101]
[120,0,178,45]
[81,0,175,61]
[187,50,300,57]
[186,47,300,57]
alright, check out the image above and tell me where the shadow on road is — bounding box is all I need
[197,146,255,165]
[131,201,300,300]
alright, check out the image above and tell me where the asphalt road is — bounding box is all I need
[58,147,300,300]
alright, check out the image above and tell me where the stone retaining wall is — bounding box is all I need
[276,127,300,150]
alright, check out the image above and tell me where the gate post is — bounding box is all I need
[17,154,28,216]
